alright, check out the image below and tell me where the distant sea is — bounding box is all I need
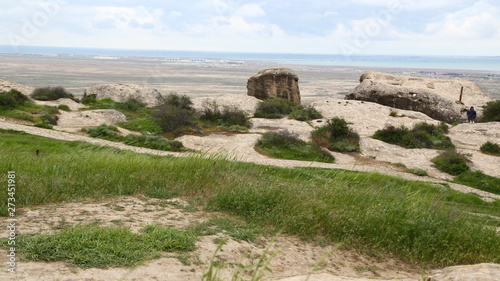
[1,45,500,73]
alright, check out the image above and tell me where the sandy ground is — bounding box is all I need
[1,55,499,280]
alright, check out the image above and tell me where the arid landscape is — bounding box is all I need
[1,54,499,281]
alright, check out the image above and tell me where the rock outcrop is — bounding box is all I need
[247,68,301,105]
[57,109,127,127]
[0,80,35,96]
[84,84,162,107]
[428,263,500,281]
[345,72,493,123]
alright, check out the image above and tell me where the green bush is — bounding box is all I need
[254,98,296,119]
[116,98,147,112]
[81,93,97,105]
[84,125,122,141]
[199,101,251,128]
[481,100,500,122]
[31,86,75,101]
[454,171,500,195]
[124,134,185,152]
[256,130,334,163]
[57,104,71,111]
[118,119,163,135]
[289,105,323,121]
[312,117,360,152]
[373,122,453,149]
[0,89,30,108]
[34,123,53,129]
[432,149,470,175]
[407,169,428,177]
[153,93,195,136]
[480,141,500,156]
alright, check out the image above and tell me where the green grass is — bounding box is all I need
[255,130,334,163]
[0,224,196,268]
[0,129,499,268]
[453,171,500,195]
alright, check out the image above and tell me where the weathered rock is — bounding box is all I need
[0,79,35,96]
[427,263,500,281]
[84,84,162,107]
[247,68,301,105]
[192,94,261,116]
[346,72,493,123]
[35,98,86,111]
[57,109,127,127]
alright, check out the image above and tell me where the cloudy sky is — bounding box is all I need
[1,0,499,56]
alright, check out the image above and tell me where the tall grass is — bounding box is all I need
[0,129,499,267]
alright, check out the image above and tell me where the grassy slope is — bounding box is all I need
[0,129,499,268]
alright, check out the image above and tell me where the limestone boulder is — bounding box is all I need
[57,109,127,127]
[84,84,162,107]
[0,80,35,96]
[345,72,493,123]
[247,68,301,105]
[428,263,500,281]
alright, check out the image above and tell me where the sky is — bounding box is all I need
[1,0,499,56]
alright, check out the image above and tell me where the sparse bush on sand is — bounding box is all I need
[373,122,452,149]
[31,86,75,101]
[199,100,252,128]
[312,117,360,152]
[432,149,470,176]
[254,98,322,121]
[480,141,500,156]
[255,130,334,163]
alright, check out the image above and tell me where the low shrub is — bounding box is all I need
[256,130,334,163]
[432,149,470,176]
[480,141,500,156]
[454,171,500,195]
[81,93,97,105]
[34,123,53,129]
[481,100,500,122]
[373,122,453,149]
[58,104,71,111]
[312,117,360,152]
[0,89,30,108]
[124,134,185,152]
[118,119,163,135]
[31,86,75,101]
[199,101,251,128]
[289,105,323,121]
[407,169,428,177]
[84,125,122,141]
[116,98,147,112]
[254,98,296,119]
[154,93,195,136]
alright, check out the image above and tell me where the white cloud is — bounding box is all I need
[234,3,265,17]
[424,1,500,39]
[92,6,164,29]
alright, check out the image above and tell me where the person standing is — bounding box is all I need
[467,106,477,123]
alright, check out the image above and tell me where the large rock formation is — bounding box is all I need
[345,72,493,123]
[0,80,35,96]
[84,84,162,107]
[427,263,500,281]
[247,68,301,105]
